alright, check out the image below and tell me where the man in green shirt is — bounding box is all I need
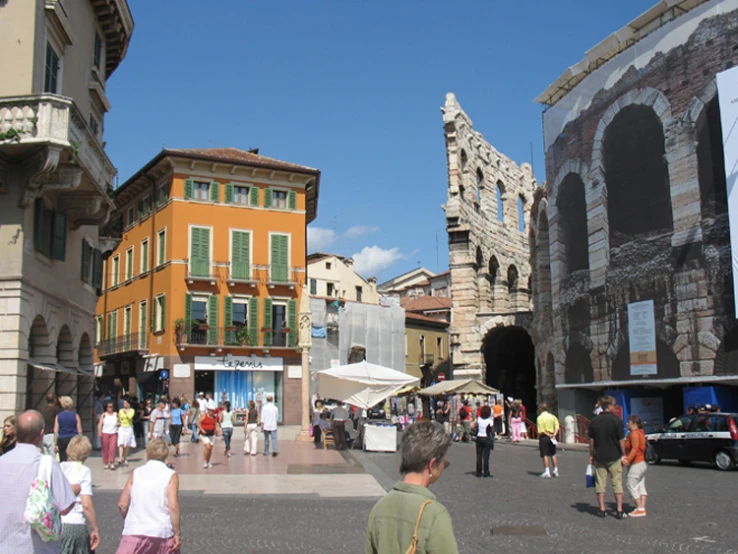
[365,422,458,554]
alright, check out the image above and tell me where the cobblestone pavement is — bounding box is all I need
[91,440,738,554]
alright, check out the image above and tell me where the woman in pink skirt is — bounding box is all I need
[510,401,522,442]
[116,438,181,554]
[98,401,119,469]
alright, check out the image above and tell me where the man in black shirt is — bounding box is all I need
[588,395,626,518]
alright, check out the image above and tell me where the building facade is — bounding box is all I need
[441,93,541,412]
[307,252,379,304]
[532,0,738,427]
[403,297,451,384]
[96,148,320,424]
[378,267,450,299]
[0,0,133,426]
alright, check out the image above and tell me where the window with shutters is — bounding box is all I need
[230,230,252,280]
[125,247,134,280]
[189,226,211,277]
[207,295,219,344]
[269,233,290,282]
[273,190,288,209]
[156,184,169,207]
[107,310,118,339]
[34,199,66,260]
[310,279,317,295]
[81,239,93,285]
[234,186,249,204]
[154,294,166,333]
[139,301,147,348]
[139,195,152,219]
[44,42,61,94]
[141,238,149,273]
[126,206,135,227]
[95,316,103,346]
[157,228,166,266]
[193,181,210,201]
[123,305,132,348]
[112,256,120,287]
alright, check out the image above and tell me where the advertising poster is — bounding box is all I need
[628,300,657,376]
[716,65,738,318]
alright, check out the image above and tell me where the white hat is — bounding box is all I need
[206,400,217,410]
[198,392,205,396]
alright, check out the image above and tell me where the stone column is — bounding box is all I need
[295,284,313,442]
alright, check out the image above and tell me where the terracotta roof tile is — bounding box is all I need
[401,296,453,312]
[167,147,319,173]
[406,312,449,325]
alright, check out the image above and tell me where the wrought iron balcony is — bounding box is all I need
[227,262,257,287]
[96,333,148,358]
[176,327,295,349]
[186,259,216,284]
[267,264,297,289]
[263,329,298,348]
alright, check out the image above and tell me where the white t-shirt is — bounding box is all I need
[476,417,495,438]
[261,403,279,431]
[60,461,93,526]
[197,397,207,412]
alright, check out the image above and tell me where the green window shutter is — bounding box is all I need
[231,231,250,279]
[264,188,273,208]
[190,227,200,259]
[287,299,297,332]
[184,293,192,335]
[158,232,165,265]
[51,212,67,261]
[160,295,166,332]
[248,297,258,331]
[224,296,233,326]
[225,183,234,204]
[250,186,259,206]
[92,249,102,289]
[184,179,194,200]
[210,181,220,203]
[125,309,131,336]
[107,313,113,338]
[263,297,273,346]
[142,241,149,272]
[288,190,297,210]
[111,311,118,338]
[279,235,289,268]
[80,239,89,281]
[208,295,219,344]
[140,303,147,336]
[200,227,211,262]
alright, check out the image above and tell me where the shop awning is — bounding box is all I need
[417,379,500,397]
[142,355,164,372]
[27,358,90,376]
[556,375,738,390]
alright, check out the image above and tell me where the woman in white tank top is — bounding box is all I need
[115,438,181,554]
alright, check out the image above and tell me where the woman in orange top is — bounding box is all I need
[623,414,648,517]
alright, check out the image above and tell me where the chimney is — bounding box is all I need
[345,257,354,268]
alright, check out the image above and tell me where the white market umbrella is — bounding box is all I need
[314,361,420,409]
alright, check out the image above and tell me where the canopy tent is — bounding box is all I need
[314,361,420,409]
[417,379,500,397]
[395,384,422,396]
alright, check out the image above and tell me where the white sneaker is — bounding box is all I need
[208,463,213,468]
[203,462,208,468]
[553,471,559,478]
[539,472,551,479]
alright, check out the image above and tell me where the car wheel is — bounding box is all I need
[678,459,692,466]
[646,444,660,465]
[714,450,735,471]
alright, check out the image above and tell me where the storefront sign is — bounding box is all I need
[717,65,738,318]
[628,300,657,375]
[194,355,283,371]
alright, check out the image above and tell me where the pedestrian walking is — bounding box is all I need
[198,402,218,468]
[510,401,522,442]
[60,435,100,554]
[624,414,648,517]
[99,401,120,470]
[0,415,17,455]
[536,403,560,478]
[365,421,458,554]
[519,400,529,439]
[181,395,191,434]
[189,402,200,443]
[313,400,324,445]
[588,395,626,519]
[117,399,136,467]
[0,410,77,553]
[244,400,259,456]
[115,439,181,554]
[149,400,168,441]
[473,405,494,477]
[55,395,83,462]
[40,393,59,455]
[330,402,349,451]
[219,401,234,458]
[169,398,184,457]
[458,400,472,442]
[141,398,153,447]
[262,395,279,457]
[492,399,504,438]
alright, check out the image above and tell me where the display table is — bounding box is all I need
[363,422,397,452]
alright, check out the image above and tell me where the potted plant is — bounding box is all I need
[173,319,186,343]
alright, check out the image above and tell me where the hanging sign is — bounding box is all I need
[628,300,657,376]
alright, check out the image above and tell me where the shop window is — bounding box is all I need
[558,173,589,272]
[604,105,672,245]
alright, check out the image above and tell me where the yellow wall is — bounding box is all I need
[405,322,448,379]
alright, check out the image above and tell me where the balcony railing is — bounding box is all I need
[96,333,148,357]
[186,259,216,284]
[270,264,289,282]
[178,327,296,349]
[230,262,252,281]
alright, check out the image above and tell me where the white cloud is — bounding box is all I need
[343,225,380,239]
[307,227,337,252]
[352,245,403,276]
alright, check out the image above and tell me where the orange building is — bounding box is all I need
[95,148,320,424]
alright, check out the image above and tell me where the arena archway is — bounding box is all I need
[611,339,680,381]
[482,326,536,413]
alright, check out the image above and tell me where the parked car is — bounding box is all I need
[645,412,738,471]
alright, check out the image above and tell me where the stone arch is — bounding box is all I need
[564,343,594,384]
[27,315,54,411]
[482,325,536,413]
[611,338,680,381]
[488,255,500,283]
[550,159,589,208]
[460,149,468,174]
[557,173,589,273]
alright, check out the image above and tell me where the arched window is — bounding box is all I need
[460,149,468,174]
[476,168,484,186]
[474,246,483,272]
[604,104,672,244]
[507,265,518,293]
[697,98,727,218]
[517,196,525,232]
[489,256,499,283]
[558,173,589,272]
[496,182,505,222]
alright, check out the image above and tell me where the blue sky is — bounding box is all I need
[106,0,656,280]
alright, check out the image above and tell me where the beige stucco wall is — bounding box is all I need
[308,256,379,303]
[405,323,449,379]
[0,0,38,95]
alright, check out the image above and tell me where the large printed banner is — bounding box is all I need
[717,65,738,318]
[628,300,657,376]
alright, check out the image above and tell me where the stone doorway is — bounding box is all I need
[482,326,536,413]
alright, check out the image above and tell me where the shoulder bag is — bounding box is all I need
[405,499,434,554]
[24,455,62,542]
